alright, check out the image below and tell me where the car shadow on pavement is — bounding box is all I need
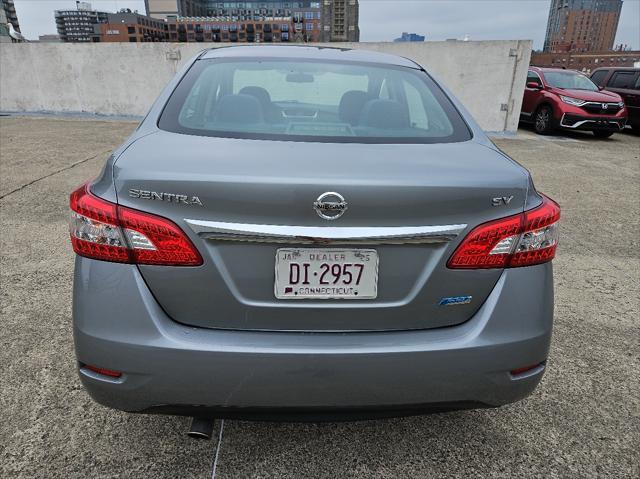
[212,406,547,478]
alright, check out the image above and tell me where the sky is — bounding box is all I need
[13,0,640,50]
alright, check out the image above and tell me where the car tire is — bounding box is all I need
[534,106,554,135]
[593,130,614,138]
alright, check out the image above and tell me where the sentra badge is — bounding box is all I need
[129,189,203,206]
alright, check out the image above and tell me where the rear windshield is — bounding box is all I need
[544,71,598,91]
[158,58,472,143]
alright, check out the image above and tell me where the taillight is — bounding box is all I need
[448,194,560,269]
[70,184,129,263]
[69,183,203,266]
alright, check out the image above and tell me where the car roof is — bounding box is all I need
[530,67,581,73]
[199,45,421,69]
[591,66,639,72]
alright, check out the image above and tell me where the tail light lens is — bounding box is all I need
[69,183,203,266]
[448,194,560,269]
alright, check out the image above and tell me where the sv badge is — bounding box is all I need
[492,195,514,207]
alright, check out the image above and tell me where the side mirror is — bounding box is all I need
[598,85,605,91]
[527,81,542,90]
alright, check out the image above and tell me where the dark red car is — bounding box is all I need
[521,67,627,138]
[590,67,640,132]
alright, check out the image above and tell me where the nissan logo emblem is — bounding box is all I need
[313,192,348,220]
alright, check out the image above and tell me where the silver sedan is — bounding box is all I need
[69,46,560,427]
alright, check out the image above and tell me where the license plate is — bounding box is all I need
[275,249,378,300]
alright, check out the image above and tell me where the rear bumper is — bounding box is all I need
[73,257,554,419]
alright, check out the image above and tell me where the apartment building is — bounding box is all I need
[166,15,300,42]
[55,6,108,42]
[148,0,359,41]
[97,11,168,42]
[543,0,623,52]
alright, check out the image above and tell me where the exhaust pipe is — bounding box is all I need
[187,417,215,440]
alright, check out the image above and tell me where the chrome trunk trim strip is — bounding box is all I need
[185,219,467,245]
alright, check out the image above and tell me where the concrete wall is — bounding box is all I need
[0,40,531,132]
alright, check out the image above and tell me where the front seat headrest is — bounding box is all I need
[213,94,264,124]
[359,99,410,130]
[239,86,272,107]
[339,90,370,125]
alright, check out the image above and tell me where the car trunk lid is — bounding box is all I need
[113,131,528,332]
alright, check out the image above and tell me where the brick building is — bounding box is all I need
[97,12,168,42]
[543,0,623,53]
[531,50,640,73]
[148,0,359,42]
[165,16,309,42]
[55,5,168,43]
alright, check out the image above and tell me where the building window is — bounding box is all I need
[129,37,137,42]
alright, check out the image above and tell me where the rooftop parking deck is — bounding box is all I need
[0,117,638,478]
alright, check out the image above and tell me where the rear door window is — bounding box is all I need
[608,72,637,89]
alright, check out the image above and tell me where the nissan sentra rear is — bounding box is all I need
[70,46,559,423]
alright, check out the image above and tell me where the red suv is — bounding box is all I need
[521,67,627,138]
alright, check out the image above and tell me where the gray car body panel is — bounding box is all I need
[74,46,554,416]
[113,133,531,332]
[74,258,553,413]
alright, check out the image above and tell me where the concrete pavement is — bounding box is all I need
[1,117,638,478]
